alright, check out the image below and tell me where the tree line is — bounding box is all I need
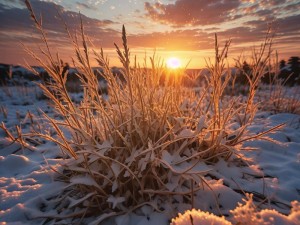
[278,56,300,85]
[236,56,300,86]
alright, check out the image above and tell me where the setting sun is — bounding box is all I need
[166,57,181,69]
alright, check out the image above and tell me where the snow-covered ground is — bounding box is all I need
[0,82,299,225]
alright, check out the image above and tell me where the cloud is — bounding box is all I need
[239,0,299,20]
[276,14,300,33]
[241,3,258,13]
[284,2,300,12]
[0,0,119,46]
[255,9,275,19]
[0,0,299,66]
[258,0,287,7]
[0,0,121,65]
[244,14,300,35]
[144,0,241,26]
[76,2,96,10]
[127,29,214,51]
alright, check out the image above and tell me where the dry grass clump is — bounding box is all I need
[5,1,284,222]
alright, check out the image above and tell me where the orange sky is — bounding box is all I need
[0,0,299,68]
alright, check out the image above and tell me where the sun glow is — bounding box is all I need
[166,57,181,69]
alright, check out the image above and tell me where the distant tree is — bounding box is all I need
[261,64,275,84]
[278,56,300,86]
[288,56,300,72]
[279,59,286,69]
[242,61,251,73]
[236,61,251,85]
[0,64,12,85]
[288,56,300,85]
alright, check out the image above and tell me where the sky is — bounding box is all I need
[0,0,299,68]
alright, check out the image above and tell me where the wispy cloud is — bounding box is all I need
[144,0,241,26]
[0,0,299,67]
[76,2,97,10]
[0,0,121,64]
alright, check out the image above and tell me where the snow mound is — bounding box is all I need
[230,195,300,225]
[172,196,300,225]
[171,208,232,225]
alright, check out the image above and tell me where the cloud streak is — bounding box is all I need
[0,0,299,67]
[144,0,241,26]
[0,0,122,65]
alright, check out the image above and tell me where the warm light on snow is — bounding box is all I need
[166,57,181,69]
[1,63,300,225]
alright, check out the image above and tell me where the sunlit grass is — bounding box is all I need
[1,1,291,223]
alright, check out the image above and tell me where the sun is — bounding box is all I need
[166,57,181,69]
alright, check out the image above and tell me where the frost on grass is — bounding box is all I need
[172,195,300,225]
[171,209,232,225]
[2,1,298,224]
[230,194,300,225]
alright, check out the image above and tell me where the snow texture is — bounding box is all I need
[0,83,300,224]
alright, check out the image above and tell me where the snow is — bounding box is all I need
[0,81,300,224]
[171,208,232,225]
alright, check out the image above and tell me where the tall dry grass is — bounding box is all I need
[1,0,287,223]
